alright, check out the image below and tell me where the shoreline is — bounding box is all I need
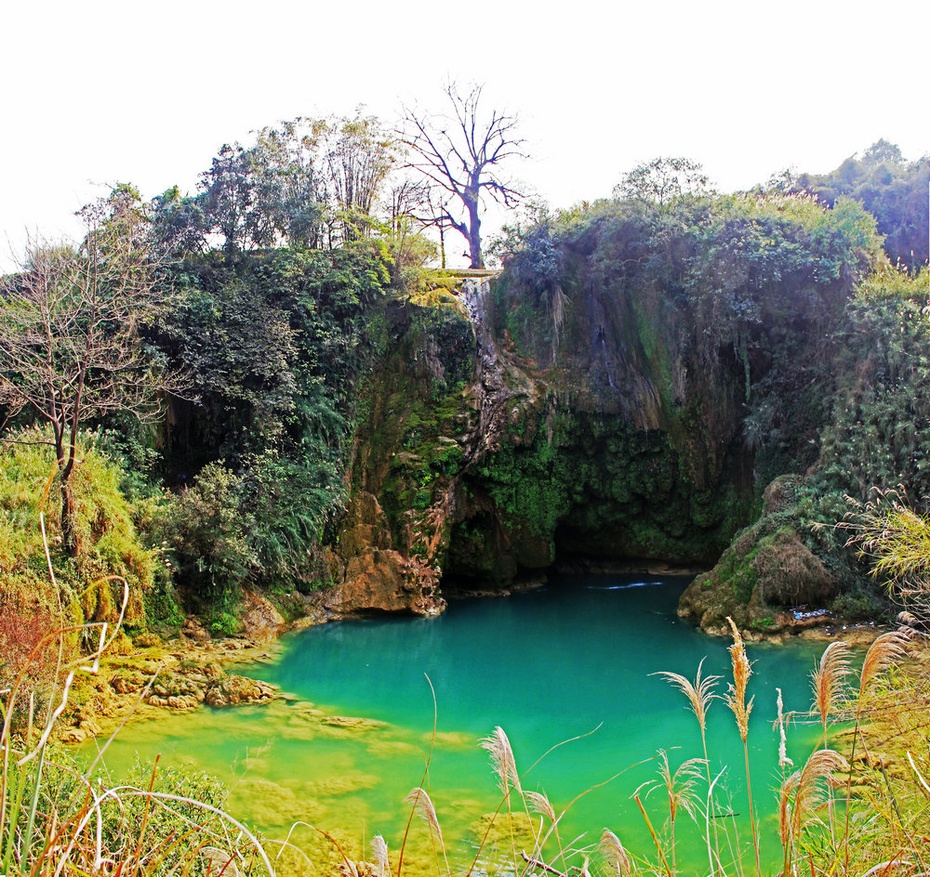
[58,581,892,745]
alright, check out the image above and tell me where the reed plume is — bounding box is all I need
[404,788,444,849]
[811,642,851,736]
[526,790,564,869]
[480,726,523,798]
[641,752,705,825]
[371,835,390,877]
[776,688,793,771]
[638,751,705,874]
[725,617,759,875]
[810,641,851,845]
[778,771,799,857]
[526,790,556,823]
[599,828,632,877]
[858,629,911,701]
[654,658,720,738]
[725,618,754,742]
[655,659,720,875]
[793,749,848,834]
[779,749,848,875]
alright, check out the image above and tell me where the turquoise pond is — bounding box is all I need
[93,575,831,870]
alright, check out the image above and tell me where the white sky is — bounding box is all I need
[2,0,927,272]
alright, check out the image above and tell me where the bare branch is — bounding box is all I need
[398,81,528,268]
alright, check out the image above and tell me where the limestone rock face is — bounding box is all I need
[141,660,278,710]
[327,546,446,617]
[678,505,839,636]
[331,273,755,616]
[239,590,286,642]
[327,485,446,618]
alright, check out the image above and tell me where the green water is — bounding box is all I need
[95,575,827,871]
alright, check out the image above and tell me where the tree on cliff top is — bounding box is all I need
[0,186,172,556]
[614,156,711,206]
[399,82,527,269]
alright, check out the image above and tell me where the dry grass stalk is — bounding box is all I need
[634,794,672,877]
[655,659,722,876]
[791,749,848,836]
[859,629,912,701]
[811,641,851,734]
[639,752,704,825]
[725,618,754,742]
[599,828,632,877]
[526,791,557,823]
[637,752,705,874]
[371,835,390,877]
[776,688,793,770]
[778,770,799,854]
[725,617,760,876]
[780,748,848,875]
[404,787,444,850]
[653,658,719,736]
[480,726,523,798]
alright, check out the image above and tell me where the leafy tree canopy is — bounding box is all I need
[789,140,929,271]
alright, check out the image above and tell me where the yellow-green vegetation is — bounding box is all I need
[0,429,163,642]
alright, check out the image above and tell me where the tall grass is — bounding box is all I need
[0,606,277,877]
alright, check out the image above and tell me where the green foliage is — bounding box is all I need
[196,114,398,253]
[681,268,929,626]
[474,432,571,547]
[495,192,883,487]
[149,242,394,603]
[793,139,930,270]
[160,243,390,465]
[493,215,562,296]
[817,268,930,501]
[239,446,346,585]
[841,485,930,621]
[614,155,711,205]
[159,463,255,615]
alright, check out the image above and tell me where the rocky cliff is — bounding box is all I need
[321,195,891,632]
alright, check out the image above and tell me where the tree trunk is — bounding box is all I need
[467,196,483,269]
[60,474,78,557]
[58,432,80,558]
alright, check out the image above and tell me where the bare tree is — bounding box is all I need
[400,82,527,269]
[0,187,172,555]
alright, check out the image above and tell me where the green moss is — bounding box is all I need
[347,293,475,561]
